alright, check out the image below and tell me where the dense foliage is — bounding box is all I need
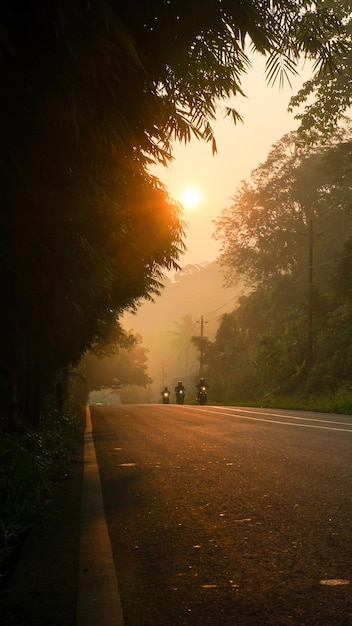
[0,0,348,428]
[289,0,352,142]
[0,406,80,583]
[77,334,152,404]
[210,126,352,403]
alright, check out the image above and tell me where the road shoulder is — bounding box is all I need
[76,406,124,626]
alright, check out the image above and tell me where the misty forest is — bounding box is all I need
[2,0,352,537]
[212,124,352,407]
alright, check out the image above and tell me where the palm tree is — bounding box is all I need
[169,315,198,378]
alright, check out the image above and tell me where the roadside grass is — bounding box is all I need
[241,392,352,414]
[0,405,82,587]
[211,391,352,414]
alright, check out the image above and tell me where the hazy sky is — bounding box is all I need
[152,54,313,267]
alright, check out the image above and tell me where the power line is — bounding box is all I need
[203,294,241,320]
[310,251,352,269]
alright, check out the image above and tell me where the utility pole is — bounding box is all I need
[299,217,321,369]
[199,315,204,375]
[197,315,208,376]
[307,218,314,368]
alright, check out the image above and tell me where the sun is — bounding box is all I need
[180,186,202,211]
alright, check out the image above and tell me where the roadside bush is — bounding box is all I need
[0,407,80,555]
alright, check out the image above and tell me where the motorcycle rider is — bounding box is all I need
[196,377,209,391]
[175,380,185,394]
[196,377,209,402]
[161,386,170,403]
[175,380,186,403]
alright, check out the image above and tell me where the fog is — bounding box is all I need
[121,261,244,402]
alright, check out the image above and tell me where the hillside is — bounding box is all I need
[122,261,238,336]
[121,261,245,401]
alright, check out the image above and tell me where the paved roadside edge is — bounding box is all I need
[76,406,124,626]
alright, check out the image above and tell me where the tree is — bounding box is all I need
[191,335,212,377]
[206,311,252,401]
[0,0,348,425]
[211,126,352,398]
[214,129,352,289]
[288,1,352,142]
[169,314,198,378]
[286,1,352,146]
[78,333,152,404]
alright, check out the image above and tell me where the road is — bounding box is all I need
[90,404,352,626]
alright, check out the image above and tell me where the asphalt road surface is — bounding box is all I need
[90,404,352,626]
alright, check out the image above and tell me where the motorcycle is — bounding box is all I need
[196,385,207,405]
[176,388,185,405]
[162,389,170,404]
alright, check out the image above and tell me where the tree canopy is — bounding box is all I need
[214,127,352,288]
[288,1,352,140]
[209,124,352,402]
[0,0,349,425]
[78,333,152,402]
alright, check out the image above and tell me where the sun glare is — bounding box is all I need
[180,186,201,210]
